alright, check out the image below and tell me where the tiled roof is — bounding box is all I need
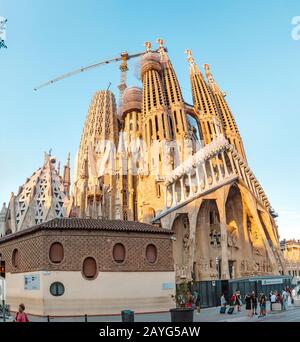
[0,218,173,243]
[39,218,172,234]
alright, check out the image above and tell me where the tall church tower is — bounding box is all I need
[72,90,119,219]
[185,50,223,145]
[139,42,175,222]
[157,39,189,151]
[204,64,247,161]
[118,87,143,221]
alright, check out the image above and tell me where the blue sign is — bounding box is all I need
[24,274,40,290]
[162,282,174,290]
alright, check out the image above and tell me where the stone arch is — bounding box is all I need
[171,213,190,280]
[144,207,156,223]
[225,185,246,278]
[186,113,202,141]
[194,200,221,281]
[226,185,243,246]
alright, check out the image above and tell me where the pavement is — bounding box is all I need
[6,301,298,322]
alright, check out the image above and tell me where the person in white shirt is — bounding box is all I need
[282,289,288,310]
[270,292,277,311]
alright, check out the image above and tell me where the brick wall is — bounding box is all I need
[0,230,174,273]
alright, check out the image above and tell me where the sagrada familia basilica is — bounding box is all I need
[0,40,285,285]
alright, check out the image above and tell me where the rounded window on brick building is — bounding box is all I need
[49,242,64,264]
[50,282,65,296]
[12,249,20,268]
[82,257,97,280]
[113,243,126,263]
[146,244,158,264]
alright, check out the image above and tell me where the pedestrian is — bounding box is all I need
[186,291,194,308]
[15,303,29,322]
[193,290,201,314]
[269,290,272,302]
[251,291,258,315]
[270,291,276,311]
[220,293,227,307]
[258,293,267,317]
[287,288,292,306]
[282,288,288,311]
[235,290,242,312]
[245,293,253,318]
[292,288,296,304]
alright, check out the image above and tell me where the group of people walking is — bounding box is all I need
[244,291,267,317]
[270,288,293,311]
[220,287,294,318]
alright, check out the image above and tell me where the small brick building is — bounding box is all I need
[0,218,175,316]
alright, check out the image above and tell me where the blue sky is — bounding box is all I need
[0,0,299,239]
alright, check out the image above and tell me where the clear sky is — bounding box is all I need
[0,0,299,239]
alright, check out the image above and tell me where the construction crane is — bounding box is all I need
[34,42,154,100]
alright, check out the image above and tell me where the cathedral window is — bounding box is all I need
[155,116,159,139]
[161,113,166,138]
[149,120,153,142]
[168,115,174,140]
[156,183,161,198]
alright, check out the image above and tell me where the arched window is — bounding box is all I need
[12,249,20,268]
[146,244,158,264]
[49,242,64,264]
[82,257,97,279]
[113,243,126,263]
[50,282,65,296]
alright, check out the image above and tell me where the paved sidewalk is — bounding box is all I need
[20,301,298,322]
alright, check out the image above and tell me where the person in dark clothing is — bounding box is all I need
[251,291,258,315]
[193,290,201,314]
[235,290,242,312]
[258,293,267,317]
[245,293,253,318]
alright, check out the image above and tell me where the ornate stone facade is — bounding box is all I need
[1,39,285,285]
[68,41,285,282]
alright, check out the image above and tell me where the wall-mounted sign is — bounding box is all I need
[24,274,40,290]
[162,282,174,290]
[261,278,283,286]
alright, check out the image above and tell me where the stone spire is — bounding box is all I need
[185,49,223,145]
[157,39,189,141]
[72,90,118,220]
[204,63,247,161]
[63,152,71,197]
[0,202,8,237]
[157,38,184,105]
